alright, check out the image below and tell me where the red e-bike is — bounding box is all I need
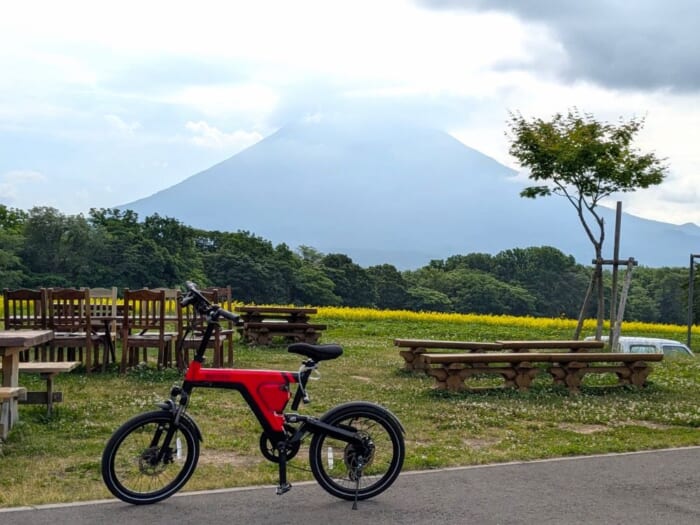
[101,282,405,507]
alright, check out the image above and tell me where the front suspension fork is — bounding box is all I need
[154,386,190,464]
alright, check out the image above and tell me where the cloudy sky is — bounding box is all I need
[1,0,698,225]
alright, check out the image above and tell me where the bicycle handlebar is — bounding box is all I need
[216,307,240,323]
[181,281,241,324]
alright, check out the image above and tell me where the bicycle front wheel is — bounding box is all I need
[101,410,200,504]
[309,402,405,501]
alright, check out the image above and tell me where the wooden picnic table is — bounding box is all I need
[394,338,604,372]
[234,306,326,345]
[235,306,318,323]
[394,339,504,371]
[0,329,53,438]
[495,340,605,352]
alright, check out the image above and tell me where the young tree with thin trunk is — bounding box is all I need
[506,109,668,338]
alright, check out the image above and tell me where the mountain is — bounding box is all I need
[120,116,700,269]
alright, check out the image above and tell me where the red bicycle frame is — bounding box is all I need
[183,359,298,433]
[178,321,317,445]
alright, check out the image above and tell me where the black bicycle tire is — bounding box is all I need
[101,410,200,505]
[308,402,405,501]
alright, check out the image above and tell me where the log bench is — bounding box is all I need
[422,352,663,394]
[394,339,504,371]
[15,361,80,415]
[0,387,27,439]
[240,322,327,345]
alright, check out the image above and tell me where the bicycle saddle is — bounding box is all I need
[287,343,343,361]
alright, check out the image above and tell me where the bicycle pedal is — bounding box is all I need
[276,483,292,496]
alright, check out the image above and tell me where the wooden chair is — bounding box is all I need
[176,288,231,370]
[149,287,179,360]
[47,287,103,372]
[150,288,179,318]
[2,288,48,361]
[202,285,235,367]
[121,289,175,372]
[89,287,118,370]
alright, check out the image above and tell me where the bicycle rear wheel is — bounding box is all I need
[309,402,405,501]
[101,410,200,504]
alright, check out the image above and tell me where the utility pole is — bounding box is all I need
[609,202,622,345]
[687,254,700,347]
[592,257,638,347]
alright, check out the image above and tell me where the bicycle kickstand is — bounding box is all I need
[276,442,292,496]
[352,475,360,510]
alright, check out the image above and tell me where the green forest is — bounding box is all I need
[0,205,696,324]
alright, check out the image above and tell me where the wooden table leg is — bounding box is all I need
[425,367,449,390]
[629,361,651,387]
[44,373,56,416]
[400,349,427,371]
[1,350,21,426]
[445,366,467,392]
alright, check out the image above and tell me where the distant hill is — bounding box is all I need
[120,116,700,269]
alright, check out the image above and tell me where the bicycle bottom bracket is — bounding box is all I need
[259,433,300,463]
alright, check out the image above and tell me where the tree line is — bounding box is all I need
[0,205,695,324]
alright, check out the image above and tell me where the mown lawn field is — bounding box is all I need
[1,309,699,508]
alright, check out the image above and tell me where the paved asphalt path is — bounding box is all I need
[2,447,699,524]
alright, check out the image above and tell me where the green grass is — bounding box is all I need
[1,315,700,508]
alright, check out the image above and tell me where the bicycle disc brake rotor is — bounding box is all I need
[138,446,170,475]
[343,432,375,481]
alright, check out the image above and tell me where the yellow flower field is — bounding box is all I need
[317,306,690,337]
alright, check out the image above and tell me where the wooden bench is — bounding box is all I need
[423,352,663,394]
[394,339,504,371]
[240,322,328,345]
[0,387,27,439]
[16,361,80,415]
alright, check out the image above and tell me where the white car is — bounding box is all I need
[585,336,694,357]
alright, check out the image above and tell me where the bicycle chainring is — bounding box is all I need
[259,433,300,463]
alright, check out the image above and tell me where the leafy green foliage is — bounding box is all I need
[507,109,667,254]
[0,205,28,288]
[321,253,378,307]
[0,205,694,324]
[367,264,410,309]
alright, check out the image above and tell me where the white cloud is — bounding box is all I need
[104,114,142,135]
[0,170,49,206]
[302,113,324,124]
[185,121,263,150]
[1,170,47,183]
[170,84,280,118]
